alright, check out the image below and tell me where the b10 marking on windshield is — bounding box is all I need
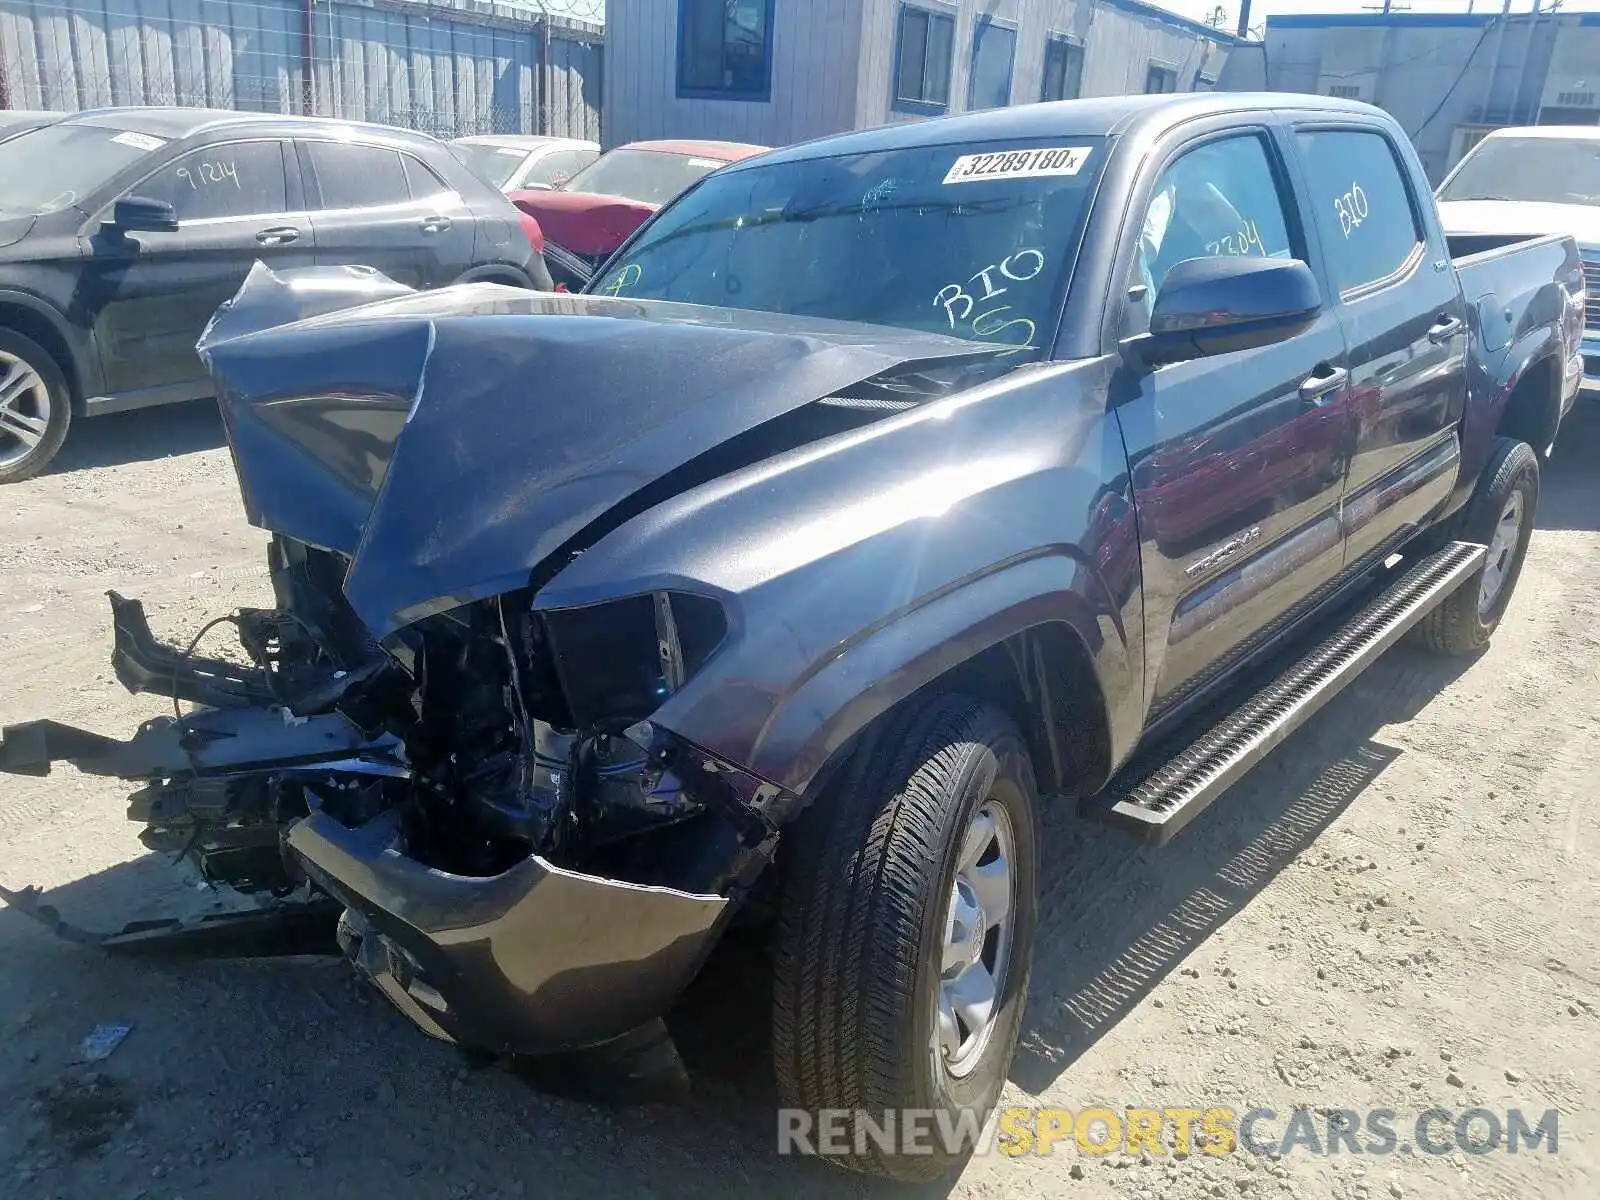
[1334,183,1369,238]
[935,249,1047,352]
[602,263,642,296]
[943,146,1093,185]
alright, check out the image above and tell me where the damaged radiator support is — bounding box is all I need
[0,583,786,970]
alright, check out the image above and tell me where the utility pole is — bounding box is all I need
[301,0,316,117]
[1236,0,1252,39]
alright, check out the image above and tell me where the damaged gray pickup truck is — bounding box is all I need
[1,94,1585,1180]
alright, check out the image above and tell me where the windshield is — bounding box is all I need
[0,123,167,215]
[1440,136,1600,206]
[565,148,729,206]
[588,137,1109,358]
[451,141,526,189]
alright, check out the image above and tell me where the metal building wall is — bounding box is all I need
[1251,12,1592,183]
[0,0,602,141]
[603,0,863,149]
[601,0,1230,151]
[857,0,1231,129]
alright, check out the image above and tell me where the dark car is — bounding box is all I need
[510,139,767,288]
[0,109,63,142]
[1,95,1583,1180]
[0,107,551,483]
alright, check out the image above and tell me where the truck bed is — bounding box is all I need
[1448,231,1581,386]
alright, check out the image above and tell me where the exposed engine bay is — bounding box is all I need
[3,528,779,905]
[0,264,1020,1058]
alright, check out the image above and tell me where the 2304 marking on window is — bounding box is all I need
[1206,218,1264,257]
[1333,182,1369,238]
[934,248,1046,352]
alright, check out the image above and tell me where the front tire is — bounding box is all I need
[771,694,1039,1181]
[0,330,71,484]
[1418,436,1539,655]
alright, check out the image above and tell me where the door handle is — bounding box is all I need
[255,226,300,246]
[1299,364,1348,403]
[419,215,453,234]
[1427,314,1464,344]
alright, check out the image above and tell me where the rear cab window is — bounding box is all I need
[588,137,1110,360]
[1294,129,1424,294]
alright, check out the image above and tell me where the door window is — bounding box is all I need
[305,141,412,209]
[1295,129,1423,293]
[1126,133,1296,331]
[131,141,289,222]
[402,155,453,202]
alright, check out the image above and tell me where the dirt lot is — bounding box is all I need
[2,400,1598,1200]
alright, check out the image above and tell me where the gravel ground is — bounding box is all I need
[2,399,1598,1200]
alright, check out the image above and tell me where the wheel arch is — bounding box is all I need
[0,292,89,412]
[736,553,1129,807]
[1495,349,1562,457]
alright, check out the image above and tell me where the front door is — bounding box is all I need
[1292,125,1469,569]
[1114,129,1355,714]
[299,140,475,289]
[81,139,313,403]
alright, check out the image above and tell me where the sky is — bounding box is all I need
[1146,0,1600,37]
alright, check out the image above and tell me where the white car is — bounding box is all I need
[448,134,600,193]
[1436,125,1600,395]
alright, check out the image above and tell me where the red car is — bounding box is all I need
[510,139,767,288]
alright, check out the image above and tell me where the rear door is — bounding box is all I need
[300,139,475,289]
[82,138,311,402]
[1289,123,1469,568]
[1114,124,1356,713]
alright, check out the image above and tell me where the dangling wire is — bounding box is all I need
[171,612,242,719]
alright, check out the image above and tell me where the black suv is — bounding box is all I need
[0,108,552,482]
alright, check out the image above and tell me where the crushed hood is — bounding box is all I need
[199,264,1005,639]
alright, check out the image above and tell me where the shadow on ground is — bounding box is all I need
[1538,400,1600,532]
[46,400,226,474]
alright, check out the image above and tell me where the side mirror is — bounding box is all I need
[107,196,179,234]
[1124,256,1321,369]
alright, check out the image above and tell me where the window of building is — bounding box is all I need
[1041,34,1084,103]
[968,17,1017,111]
[1295,129,1424,294]
[677,0,774,101]
[133,141,289,222]
[1145,64,1178,94]
[894,3,956,111]
[305,141,412,209]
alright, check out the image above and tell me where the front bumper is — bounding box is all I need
[286,809,729,1055]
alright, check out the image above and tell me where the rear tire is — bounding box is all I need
[1418,436,1539,655]
[771,694,1039,1181]
[0,329,71,485]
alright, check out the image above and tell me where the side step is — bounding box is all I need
[1083,540,1486,845]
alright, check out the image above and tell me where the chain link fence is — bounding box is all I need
[0,0,603,143]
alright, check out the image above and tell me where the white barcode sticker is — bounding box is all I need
[111,131,165,152]
[943,146,1093,185]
